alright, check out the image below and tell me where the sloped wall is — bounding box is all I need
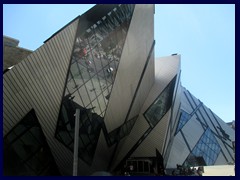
[3,18,79,175]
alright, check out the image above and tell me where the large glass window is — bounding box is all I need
[144,76,177,127]
[55,4,135,165]
[4,109,60,176]
[183,128,221,166]
[55,95,103,165]
[175,110,191,134]
[108,115,138,145]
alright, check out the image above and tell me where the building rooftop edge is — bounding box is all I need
[43,4,122,44]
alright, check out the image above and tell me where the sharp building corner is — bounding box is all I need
[3,4,235,176]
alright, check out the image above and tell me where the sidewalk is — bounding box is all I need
[202,165,235,176]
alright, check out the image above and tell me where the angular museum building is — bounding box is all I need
[3,4,235,176]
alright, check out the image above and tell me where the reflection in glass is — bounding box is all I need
[183,128,221,166]
[175,110,191,134]
[108,115,138,145]
[4,110,60,176]
[144,76,177,127]
[55,4,135,165]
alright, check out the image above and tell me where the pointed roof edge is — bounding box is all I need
[44,4,121,44]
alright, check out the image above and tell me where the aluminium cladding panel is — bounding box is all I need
[110,114,150,170]
[131,110,172,157]
[200,104,235,142]
[214,151,231,165]
[3,18,79,174]
[127,48,155,121]
[169,71,182,132]
[102,51,154,172]
[104,4,155,132]
[75,131,116,175]
[125,55,180,162]
[180,87,194,114]
[141,55,181,113]
[185,88,199,106]
[196,107,222,136]
[217,145,234,165]
[180,116,205,150]
[110,55,180,169]
[162,59,182,156]
[90,131,116,174]
[166,132,191,168]
[162,124,171,162]
[202,107,235,164]
[162,78,182,162]
[185,89,235,163]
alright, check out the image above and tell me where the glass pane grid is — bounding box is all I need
[55,4,135,164]
[145,76,177,127]
[4,110,59,175]
[183,128,221,166]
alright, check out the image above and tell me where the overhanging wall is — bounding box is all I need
[104,4,155,133]
[3,18,79,175]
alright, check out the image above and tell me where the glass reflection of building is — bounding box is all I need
[144,76,177,128]
[55,4,135,165]
[175,110,191,134]
[4,110,60,176]
[3,4,235,176]
[183,128,221,166]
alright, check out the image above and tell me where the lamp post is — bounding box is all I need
[73,109,80,176]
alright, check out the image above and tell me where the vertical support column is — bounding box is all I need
[73,109,80,176]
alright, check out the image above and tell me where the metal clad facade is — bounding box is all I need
[3,18,79,174]
[104,4,155,132]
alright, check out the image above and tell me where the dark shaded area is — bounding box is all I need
[55,95,103,165]
[107,115,138,146]
[55,4,135,165]
[4,109,60,176]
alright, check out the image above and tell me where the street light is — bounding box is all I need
[73,109,80,176]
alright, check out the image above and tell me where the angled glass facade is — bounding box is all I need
[4,110,59,176]
[55,4,135,165]
[175,110,190,134]
[144,75,177,127]
[108,115,138,145]
[3,4,234,175]
[183,128,221,166]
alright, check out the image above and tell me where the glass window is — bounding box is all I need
[6,132,17,143]
[183,128,221,166]
[97,94,107,113]
[144,76,177,127]
[70,62,85,88]
[90,98,102,116]
[55,4,135,164]
[175,110,191,134]
[13,124,27,136]
[91,75,102,97]
[78,86,91,106]
[4,110,60,176]
[108,115,138,146]
[84,79,97,102]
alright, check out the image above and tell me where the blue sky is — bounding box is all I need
[3,4,235,122]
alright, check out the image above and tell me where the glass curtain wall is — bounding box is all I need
[144,75,177,128]
[183,128,221,166]
[175,110,191,134]
[55,4,135,165]
[4,110,60,176]
[108,115,138,145]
